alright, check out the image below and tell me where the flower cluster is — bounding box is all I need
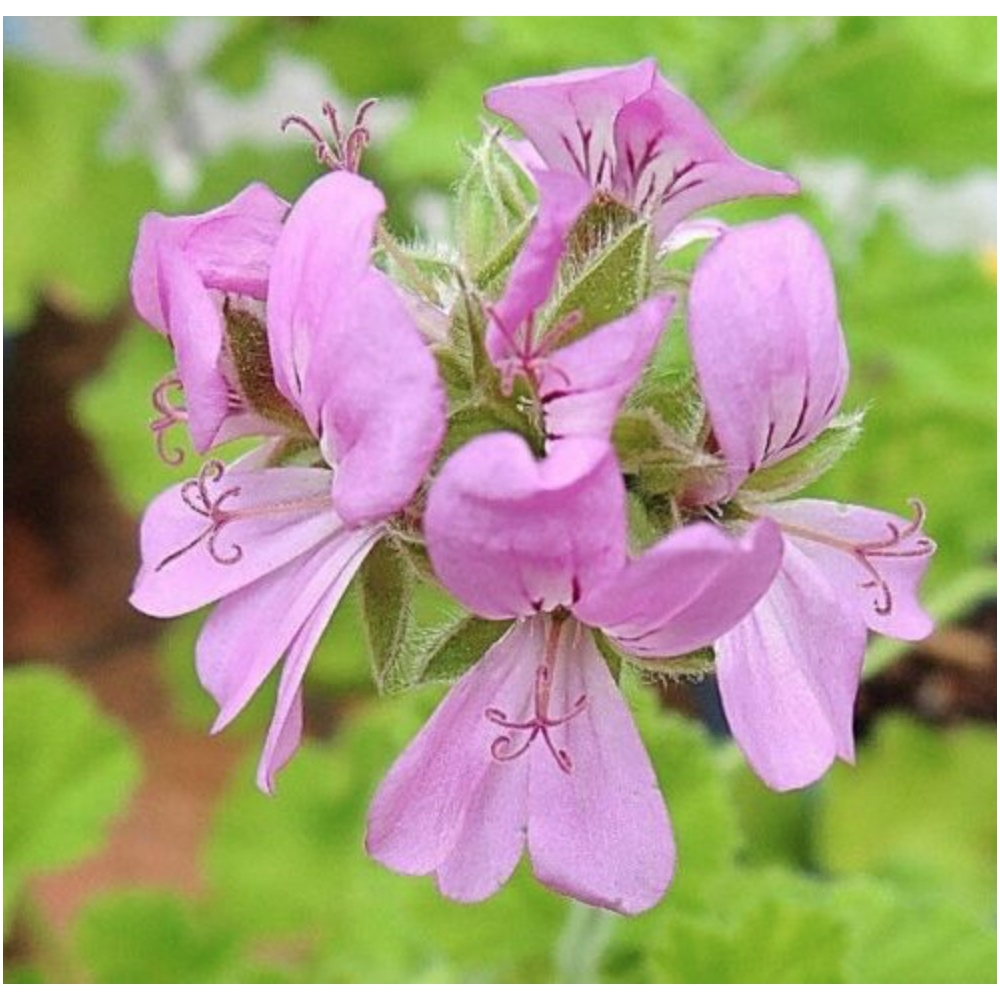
[129,58,934,915]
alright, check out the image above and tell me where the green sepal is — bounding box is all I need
[630,646,716,680]
[223,302,309,435]
[547,209,653,341]
[456,131,535,288]
[358,537,415,693]
[416,615,514,684]
[739,410,865,503]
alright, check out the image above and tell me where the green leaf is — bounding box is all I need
[74,891,238,984]
[740,410,864,502]
[817,715,996,911]
[4,60,158,327]
[416,615,513,684]
[4,667,142,926]
[85,17,173,50]
[359,539,415,693]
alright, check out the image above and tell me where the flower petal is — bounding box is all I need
[425,434,627,619]
[130,466,338,618]
[485,60,657,185]
[256,527,380,793]
[266,172,446,525]
[366,621,535,887]
[611,78,798,241]
[485,170,592,368]
[196,525,382,735]
[716,542,867,791]
[131,182,287,334]
[764,498,935,641]
[576,520,783,658]
[688,215,848,498]
[527,621,673,915]
[541,294,674,442]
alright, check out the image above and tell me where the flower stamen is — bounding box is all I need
[150,372,188,466]
[155,460,333,572]
[485,618,587,774]
[281,98,377,174]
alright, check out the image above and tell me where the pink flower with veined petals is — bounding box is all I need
[485,169,675,441]
[485,59,798,247]
[131,183,290,458]
[687,214,935,790]
[366,433,782,914]
[130,171,446,792]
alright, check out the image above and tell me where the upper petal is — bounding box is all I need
[716,541,867,791]
[365,620,536,889]
[485,59,658,185]
[763,498,935,641]
[485,170,593,368]
[540,293,674,442]
[576,519,783,658]
[688,215,849,497]
[130,465,338,618]
[425,434,628,619]
[611,76,798,240]
[267,172,446,525]
[131,182,288,333]
[527,621,674,915]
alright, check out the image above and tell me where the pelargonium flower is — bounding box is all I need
[366,432,782,913]
[485,58,798,246]
[687,215,935,790]
[130,171,446,791]
[485,168,675,441]
[131,183,293,460]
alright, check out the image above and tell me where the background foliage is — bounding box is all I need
[4,16,996,984]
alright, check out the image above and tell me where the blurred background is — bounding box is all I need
[4,16,996,984]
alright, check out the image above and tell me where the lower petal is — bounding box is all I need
[716,543,867,791]
[527,622,674,915]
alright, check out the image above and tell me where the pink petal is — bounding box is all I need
[576,520,783,658]
[763,498,935,641]
[527,620,673,915]
[485,170,593,368]
[541,294,674,441]
[153,247,231,451]
[130,465,339,618]
[267,172,446,525]
[611,79,798,241]
[196,525,382,734]
[366,620,535,891]
[425,434,627,619]
[131,182,287,334]
[256,527,380,793]
[688,215,848,498]
[716,542,867,791]
[485,60,657,185]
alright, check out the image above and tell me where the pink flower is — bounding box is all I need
[687,215,935,790]
[366,433,782,913]
[485,169,675,440]
[130,172,446,791]
[131,184,291,457]
[485,59,798,246]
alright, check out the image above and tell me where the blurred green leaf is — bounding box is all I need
[4,667,141,927]
[4,59,158,327]
[85,17,174,51]
[817,715,996,911]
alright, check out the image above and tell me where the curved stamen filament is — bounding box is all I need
[774,499,934,616]
[150,373,188,466]
[484,618,587,774]
[155,459,333,573]
[281,98,377,174]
